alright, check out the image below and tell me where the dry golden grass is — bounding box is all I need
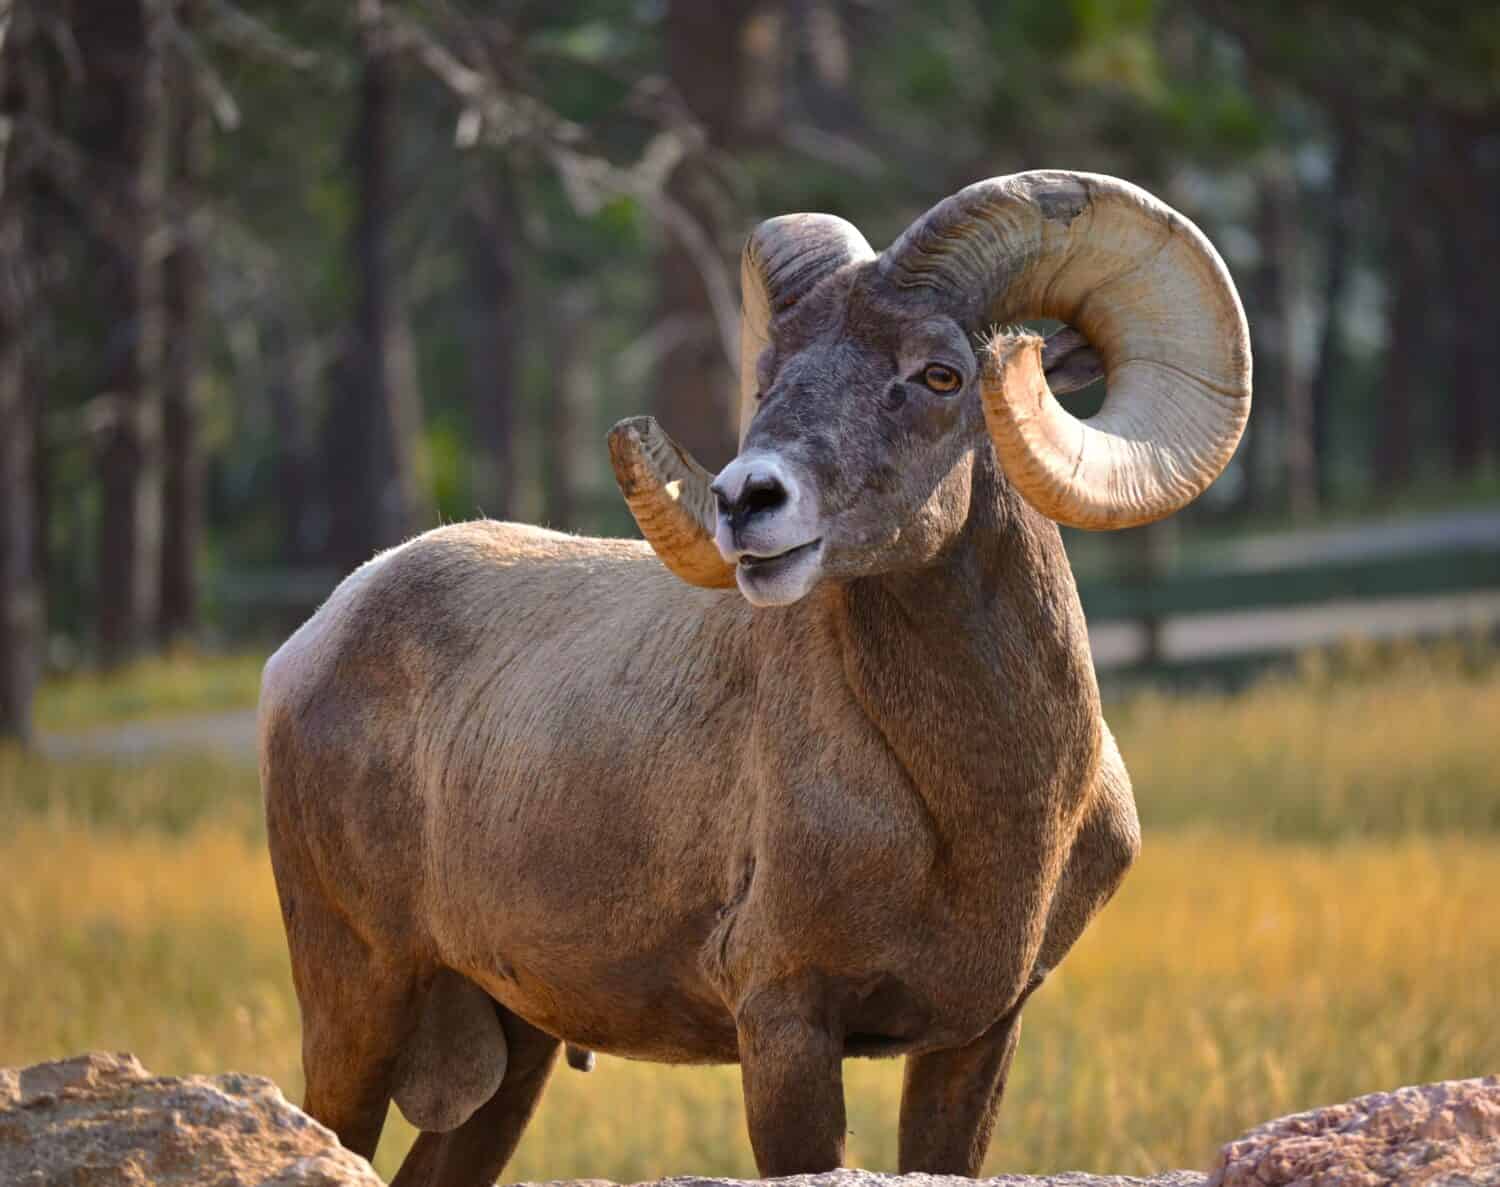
[5,647,1497,1180]
[1113,640,1500,838]
[0,747,262,837]
[2,819,1495,1181]
[0,822,291,1078]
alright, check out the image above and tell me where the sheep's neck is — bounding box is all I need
[831,458,1101,869]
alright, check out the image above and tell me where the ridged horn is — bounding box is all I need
[882,171,1251,530]
[609,217,872,591]
[739,214,874,443]
[608,417,735,589]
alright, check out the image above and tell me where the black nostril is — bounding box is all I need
[737,473,788,522]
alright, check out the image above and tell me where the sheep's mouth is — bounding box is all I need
[738,539,821,571]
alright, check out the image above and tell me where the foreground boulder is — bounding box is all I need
[1207,1076,1500,1187]
[4,1053,1497,1187]
[528,1176,1206,1187]
[520,1078,1500,1187]
[0,1051,382,1186]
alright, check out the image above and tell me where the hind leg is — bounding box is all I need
[391,1007,560,1187]
[301,981,412,1160]
[898,1000,1026,1174]
[282,887,417,1160]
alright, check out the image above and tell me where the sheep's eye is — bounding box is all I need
[921,363,962,394]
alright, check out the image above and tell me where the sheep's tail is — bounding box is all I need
[565,1044,595,1072]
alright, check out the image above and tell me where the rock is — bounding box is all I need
[522,1173,1206,1187]
[6,1054,1495,1187]
[1208,1077,1500,1187]
[0,1051,383,1187]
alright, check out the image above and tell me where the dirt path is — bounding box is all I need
[1210,505,1500,572]
[40,710,259,762]
[1089,588,1500,668]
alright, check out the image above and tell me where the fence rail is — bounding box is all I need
[1078,548,1500,621]
[210,524,1500,678]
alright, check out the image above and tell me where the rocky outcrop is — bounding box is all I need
[522,1076,1500,1187]
[1208,1076,1500,1187]
[4,1053,1497,1187]
[528,1175,1207,1187]
[0,1051,382,1186]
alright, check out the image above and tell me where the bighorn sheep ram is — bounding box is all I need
[261,171,1249,1186]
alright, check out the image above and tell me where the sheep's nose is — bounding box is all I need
[712,469,789,532]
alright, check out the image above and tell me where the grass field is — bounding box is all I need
[36,650,266,732]
[5,646,1499,1181]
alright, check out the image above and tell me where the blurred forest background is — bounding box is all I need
[2,5,1499,1179]
[2,0,1500,742]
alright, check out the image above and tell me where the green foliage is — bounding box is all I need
[27,0,1497,652]
[424,415,474,524]
[1154,74,1267,156]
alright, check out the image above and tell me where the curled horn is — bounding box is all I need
[883,171,1251,530]
[611,214,872,587]
[608,417,735,589]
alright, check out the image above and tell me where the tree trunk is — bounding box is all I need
[1309,117,1359,503]
[77,0,168,665]
[0,226,38,743]
[1261,160,1317,519]
[327,0,426,571]
[1437,127,1492,477]
[1236,190,1272,516]
[651,0,756,473]
[351,0,402,555]
[262,320,315,564]
[321,334,367,571]
[1242,169,1285,515]
[385,309,428,530]
[545,285,595,532]
[463,171,521,521]
[0,2,40,743]
[1374,133,1430,491]
[159,0,209,644]
[1489,143,1500,462]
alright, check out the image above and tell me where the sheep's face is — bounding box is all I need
[712,266,983,607]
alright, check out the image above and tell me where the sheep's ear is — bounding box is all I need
[1040,326,1104,394]
[608,417,736,589]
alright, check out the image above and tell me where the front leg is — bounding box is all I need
[898,1001,1026,1175]
[901,723,1139,1176]
[736,981,846,1175]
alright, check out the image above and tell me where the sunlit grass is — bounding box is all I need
[0,821,292,1081]
[5,648,1498,1180]
[1,820,1494,1180]
[37,650,265,732]
[1112,639,1500,839]
[0,746,262,838]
